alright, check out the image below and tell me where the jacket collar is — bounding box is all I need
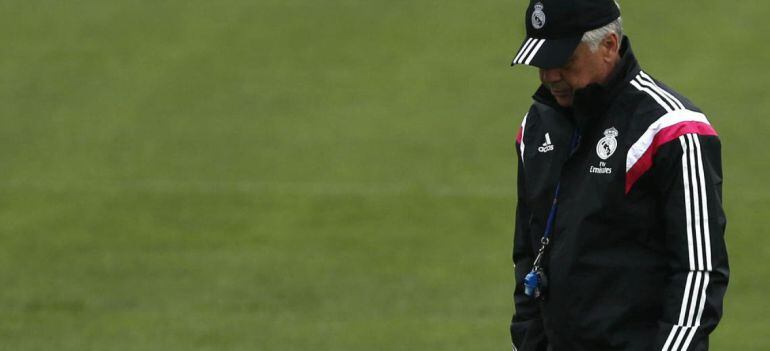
[532,36,641,131]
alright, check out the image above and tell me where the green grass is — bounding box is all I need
[0,0,768,349]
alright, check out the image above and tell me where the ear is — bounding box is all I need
[600,33,620,62]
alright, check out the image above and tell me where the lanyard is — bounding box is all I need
[524,128,580,298]
[531,129,580,270]
[531,184,561,270]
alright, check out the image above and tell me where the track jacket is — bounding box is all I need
[510,38,729,351]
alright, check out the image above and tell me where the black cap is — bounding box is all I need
[511,0,620,69]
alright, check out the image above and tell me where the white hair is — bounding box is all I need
[581,1,623,52]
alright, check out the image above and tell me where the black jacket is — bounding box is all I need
[510,38,728,351]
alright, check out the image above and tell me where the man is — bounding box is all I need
[508,1,729,350]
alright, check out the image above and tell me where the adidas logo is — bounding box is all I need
[538,133,554,153]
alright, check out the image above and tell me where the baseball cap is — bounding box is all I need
[511,0,620,69]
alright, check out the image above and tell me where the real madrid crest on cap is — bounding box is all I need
[596,127,619,160]
[531,2,546,29]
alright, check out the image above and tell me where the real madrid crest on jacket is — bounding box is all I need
[510,37,729,351]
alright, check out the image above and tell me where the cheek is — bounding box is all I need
[560,72,582,90]
[563,67,596,90]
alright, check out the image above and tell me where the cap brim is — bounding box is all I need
[510,36,582,69]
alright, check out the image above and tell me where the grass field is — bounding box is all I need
[0,1,768,349]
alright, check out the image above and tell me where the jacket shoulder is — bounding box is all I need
[621,71,719,193]
[516,101,557,145]
[623,71,710,136]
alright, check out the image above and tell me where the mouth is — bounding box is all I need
[550,89,571,97]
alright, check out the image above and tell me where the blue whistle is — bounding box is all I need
[524,270,541,297]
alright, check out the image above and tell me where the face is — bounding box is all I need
[539,41,615,107]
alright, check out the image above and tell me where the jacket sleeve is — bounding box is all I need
[651,133,729,351]
[510,114,547,351]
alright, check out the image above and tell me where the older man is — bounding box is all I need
[508,1,729,350]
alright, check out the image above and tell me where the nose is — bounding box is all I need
[539,68,562,84]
